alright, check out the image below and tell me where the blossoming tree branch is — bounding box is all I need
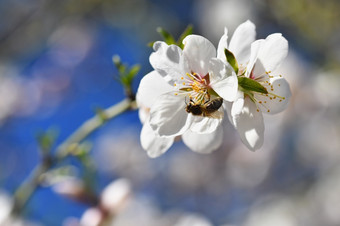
[10,20,291,223]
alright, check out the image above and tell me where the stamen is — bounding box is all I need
[253,95,271,113]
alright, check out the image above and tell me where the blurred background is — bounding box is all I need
[0,0,340,225]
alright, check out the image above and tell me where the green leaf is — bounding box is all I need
[177,24,193,49]
[238,77,268,94]
[112,55,126,75]
[157,27,176,45]
[127,64,141,80]
[224,49,239,74]
[147,41,155,48]
[36,128,58,155]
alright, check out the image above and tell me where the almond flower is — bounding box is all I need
[217,21,291,150]
[137,35,238,157]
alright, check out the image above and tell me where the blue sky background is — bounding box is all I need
[1,0,340,225]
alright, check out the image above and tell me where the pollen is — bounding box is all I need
[181,72,210,103]
[267,109,270,112]
[257,109,259,112]
[174,83,177,86]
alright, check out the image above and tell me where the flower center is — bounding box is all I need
[244,70,286,113]
[174,72,211,104]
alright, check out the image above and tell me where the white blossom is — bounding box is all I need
[137,35,238,157]
[217,21,291,150]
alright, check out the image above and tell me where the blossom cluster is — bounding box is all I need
[137,21,291,157]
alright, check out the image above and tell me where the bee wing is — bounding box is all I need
[207,108,224,119]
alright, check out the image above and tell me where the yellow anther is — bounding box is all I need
[267,109,270,112]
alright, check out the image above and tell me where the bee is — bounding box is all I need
[186,97,224,118]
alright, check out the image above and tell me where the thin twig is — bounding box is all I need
[12,98,136,214]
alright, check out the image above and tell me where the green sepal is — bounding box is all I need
[157,27,176,45]
[224,49,239,74]
[238,76,268,94]
[208,88,219,97]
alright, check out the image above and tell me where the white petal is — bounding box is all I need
[138,108,148,124]
[246,39,264,78]
[140,121,174,158]
[183,35,217,76]
[232,97,264,151]
[255,77,291,114]
[217,27,228,60]
[224,101,233,125]
[254,33,288,75]
[149,92,191,137]
[209,58,238,102]
[149,41,189,84]
[229,20,256,66]
[136,70,173,109]
[231,91,245,116]
[182,125,223,153]
[189,107,223,134]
